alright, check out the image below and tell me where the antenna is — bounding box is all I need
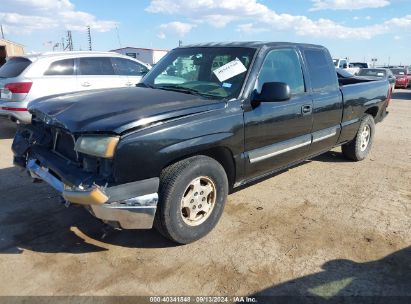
[87,26,92,51]
[179,40,183,47]
[115,25,122,48]
[0,25,4,39]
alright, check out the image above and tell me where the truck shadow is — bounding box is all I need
[0,150,359,254]
[312,150,350,163]
[0,119,17,139]
[251,246,411,301]
[0,167,176,254]
[233,150,348,193]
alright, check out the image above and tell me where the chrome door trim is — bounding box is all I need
[312,126,338,143]
[247,125,340,164]
[248,134,312,164]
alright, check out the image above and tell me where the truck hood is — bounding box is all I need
[29,87,225,134]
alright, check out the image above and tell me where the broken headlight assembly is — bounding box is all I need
[74,135,119,158]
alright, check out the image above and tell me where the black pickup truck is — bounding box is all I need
[12,42,390,244]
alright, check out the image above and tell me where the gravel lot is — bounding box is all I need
[0,90,410,299]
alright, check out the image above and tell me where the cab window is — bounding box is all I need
[256,49,305,95]
[304,49,339,92]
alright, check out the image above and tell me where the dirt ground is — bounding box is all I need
[0,90,410,299]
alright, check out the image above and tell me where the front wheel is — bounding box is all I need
[342,114,375,161]
[154,156,228,244]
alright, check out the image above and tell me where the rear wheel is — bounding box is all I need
[154,156,228,244]
[342,114,375,161]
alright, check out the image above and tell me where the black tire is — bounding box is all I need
[342,114,375,161]
[154,155,228,244]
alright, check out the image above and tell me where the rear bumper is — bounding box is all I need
[0,101,32,123]
[24,158,159,229]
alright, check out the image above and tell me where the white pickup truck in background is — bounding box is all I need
[333,58,371,75]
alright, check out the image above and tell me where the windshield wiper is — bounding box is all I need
[136,82,154,89]
[155,85,218,99]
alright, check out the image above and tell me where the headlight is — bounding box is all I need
[74,136,120,158]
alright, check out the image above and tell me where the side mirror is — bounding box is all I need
[257,82,291,102]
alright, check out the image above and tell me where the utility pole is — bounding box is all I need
[87,26,92,51]
[65,30,73,51]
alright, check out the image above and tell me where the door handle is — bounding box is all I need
[301,105,312,116]
[81,82,91,87]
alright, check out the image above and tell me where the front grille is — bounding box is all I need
[53,130,78,162]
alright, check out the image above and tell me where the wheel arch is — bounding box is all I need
[365,106,379,118]
[161,145,237,191]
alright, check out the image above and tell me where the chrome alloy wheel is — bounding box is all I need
[180,176,217,226]
[360,125,371,152]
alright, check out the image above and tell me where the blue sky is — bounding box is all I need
[1,0,410,65]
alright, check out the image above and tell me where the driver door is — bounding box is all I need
[244,48,313,179]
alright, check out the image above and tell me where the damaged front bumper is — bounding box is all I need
[23,157,159,230]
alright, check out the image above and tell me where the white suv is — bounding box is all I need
[0,51,151,124]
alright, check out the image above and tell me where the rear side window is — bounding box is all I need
[112,58,149,76]
[304,49,339,92]
[0,57,31,78]
[79,57,114,75]
[257,48,305,95]
[44,59,75,76]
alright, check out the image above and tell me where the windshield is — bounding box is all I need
[357,69,386,77]
[391,68,406,76]
[0,57,32,78]
[142,47,256,99]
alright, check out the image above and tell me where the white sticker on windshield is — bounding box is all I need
[213,58,247,82]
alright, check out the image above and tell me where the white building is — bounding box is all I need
[110,47,168,65]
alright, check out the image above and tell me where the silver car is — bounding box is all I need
[0,51,151,124]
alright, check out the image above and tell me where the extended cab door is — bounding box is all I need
[302,48,343,155]
[244,48,313,179]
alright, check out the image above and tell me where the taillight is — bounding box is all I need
[4,82,32,94]
[1,107,28,112]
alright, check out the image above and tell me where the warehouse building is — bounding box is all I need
[110,47,168,65]
[0,39,25,67]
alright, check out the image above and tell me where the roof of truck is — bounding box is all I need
[20,51,120,60]
[180,41,324,49]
